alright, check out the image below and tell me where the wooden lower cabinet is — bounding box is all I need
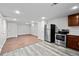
[76,41,79,50]
[67,35,79,51]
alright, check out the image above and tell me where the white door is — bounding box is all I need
[0,16,7,52]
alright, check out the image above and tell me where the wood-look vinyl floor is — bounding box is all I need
[1,35,40,54]
[1,41,79,56]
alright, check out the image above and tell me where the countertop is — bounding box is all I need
[67,34,79,36]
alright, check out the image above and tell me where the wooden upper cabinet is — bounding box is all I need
[68,13,79,26]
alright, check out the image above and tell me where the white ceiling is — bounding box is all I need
[0,3,79,23]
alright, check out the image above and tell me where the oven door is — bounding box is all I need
[55,34,66,47]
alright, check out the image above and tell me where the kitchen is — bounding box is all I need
[45,13,79,51]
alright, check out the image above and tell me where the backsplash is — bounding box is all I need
[69,27,79,35]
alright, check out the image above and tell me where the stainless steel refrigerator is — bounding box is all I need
[44,24,56,43]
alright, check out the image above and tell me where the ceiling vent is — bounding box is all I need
[51,3,58,6]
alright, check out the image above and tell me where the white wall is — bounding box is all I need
[30,23,38,36]
[37,21,46,40]
[7,22,17,38]
[0,15,7,52]
[17,24,31,35]
[48,17,79,35]
[28,21,45,40]
[7,22,31,37]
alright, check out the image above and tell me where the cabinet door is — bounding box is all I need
[68,15,79,26]
[67,36,76,49]
[67,35,79,50]
[75,38,79,50]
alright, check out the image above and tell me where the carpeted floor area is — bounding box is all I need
[1,34,40,54]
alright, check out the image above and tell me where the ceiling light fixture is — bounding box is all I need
[31,23,34,26]
[25,23,29,24]
[15,10,20,14]
[72,6,78,10]
[41,17,46,20]
[31,21,34,23]
[13,18,17,21]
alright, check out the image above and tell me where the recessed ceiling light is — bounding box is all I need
[15,10,20,14]
[13,18,17,21]
[25,23,29,24]
[72,6,78,10]
[31,21,34,23]
[31,23,34,26]
[41,17,46,20]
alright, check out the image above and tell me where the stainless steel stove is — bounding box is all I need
[55,33,67,47]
